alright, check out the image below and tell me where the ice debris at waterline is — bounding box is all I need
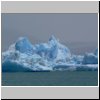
[2,35,98,72]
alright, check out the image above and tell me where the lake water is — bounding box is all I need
[2,71,98,86]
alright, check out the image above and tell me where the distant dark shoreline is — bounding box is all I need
[2,70,98,73]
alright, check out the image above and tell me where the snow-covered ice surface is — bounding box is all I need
[2,35,98,72]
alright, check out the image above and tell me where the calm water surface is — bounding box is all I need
[2,71,98,86]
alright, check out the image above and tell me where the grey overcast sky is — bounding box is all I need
[1,14,98,54]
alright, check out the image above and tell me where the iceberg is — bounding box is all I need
[82,53,98,64]
[94,48,98,56]
[2,35,98,72]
